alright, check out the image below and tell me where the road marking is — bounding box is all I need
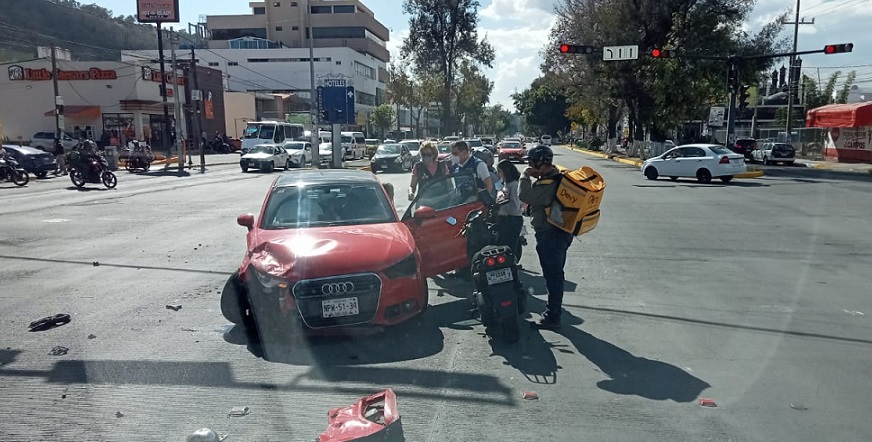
[41,218,70,223]
[844,309,865,316]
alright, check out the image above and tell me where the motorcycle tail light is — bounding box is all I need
[496,255,507,264]
[500,300,513,307]
[485,257,496,266]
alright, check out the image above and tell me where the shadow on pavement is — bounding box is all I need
[634,181,768,188]
[0,349,513,406]
[139,169,192,178]
[66,186,110,192]
[761,166,872,183]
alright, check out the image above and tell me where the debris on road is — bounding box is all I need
[186,428,226,442]
[523,391,539,400]
[115,411,124,418]
[228,406,250,417]
[93,261,100,266]
[698,398,717,407]
[319,389,403,442]
[790,402,809,411]
[166,304,183,311]
[87,334,97,339]
[29,313,71,332]
[181,328,197,332]
[48,346,69,356]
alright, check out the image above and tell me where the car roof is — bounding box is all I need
[3,145,45,154]
[675,144,723,149]
[274,169,381,187]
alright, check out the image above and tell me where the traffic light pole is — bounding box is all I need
[725,60,739,147]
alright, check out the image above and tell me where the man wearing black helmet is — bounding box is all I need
[519,145,574,329]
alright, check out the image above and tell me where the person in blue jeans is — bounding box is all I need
[519,145,574,329]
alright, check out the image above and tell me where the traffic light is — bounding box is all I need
[824,43,853,54]
[650,48,676,58]
[737,84,751,110]
[728,64,739,88]
[558,43,595,54]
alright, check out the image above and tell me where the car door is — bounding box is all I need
[656,148,681,175]
[402,172,484,278]
[679,147,708,175]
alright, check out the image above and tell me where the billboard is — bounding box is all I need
[136,0,180,23]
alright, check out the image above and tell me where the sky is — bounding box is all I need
[99,0,872,109]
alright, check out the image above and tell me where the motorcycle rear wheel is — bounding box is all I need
[501,316,520,343]
[11,169,28,187]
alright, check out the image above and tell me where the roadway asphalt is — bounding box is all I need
[1,147,871,441]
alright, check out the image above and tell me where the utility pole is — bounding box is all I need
[50,46,63,144]
[156,24,173,159]
[190,49,205,172]
[784,1,815,144]
[725,60,739,147]
[170,27,184,173]
[307,2,320,168]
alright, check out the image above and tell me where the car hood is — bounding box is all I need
[242,152,272,159]
[248,222,415,280]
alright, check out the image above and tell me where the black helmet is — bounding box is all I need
[527,145,553,165]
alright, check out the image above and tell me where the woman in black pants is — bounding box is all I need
[495,159,524,262]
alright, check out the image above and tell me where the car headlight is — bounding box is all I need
[383,253,417,279]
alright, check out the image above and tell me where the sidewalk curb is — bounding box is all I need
[561,145,764,179]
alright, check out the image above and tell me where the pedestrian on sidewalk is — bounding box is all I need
[519,145,574,330]
[54,138,67,175]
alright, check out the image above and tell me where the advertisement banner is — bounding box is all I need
[137,0,180,23]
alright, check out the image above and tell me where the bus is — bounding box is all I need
[241,121,305,153]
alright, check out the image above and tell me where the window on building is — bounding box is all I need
[311,27,366,39]
[212,28,267,40]
[276,26,283,31]
[336,61,342,65]
[253,6,266,14]
[227,62,239,66]
[228,37,279,49]
[273,2,281,6]
[333,5,356,13]
[291,26,299,30]
[208,62,219,67]
[354,61,375,80]
[290,1,298,6]
[310,6,332,13]
[355,91,376,106]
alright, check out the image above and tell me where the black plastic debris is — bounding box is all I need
[29,314,71,332]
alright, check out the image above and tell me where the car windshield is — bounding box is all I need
[243,124,275,139]
[773,143,794,150]
[341,135,352,143]
[262,183,394,229]
[466,140,482,147]
[377,144,401,154]
[250,145,272,154]
[285,142,305,150]
[502,142,521,149]
[438,144,451,153]
[400,141,420,150]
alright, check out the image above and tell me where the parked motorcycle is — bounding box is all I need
[70,152,117,189]
[0,156,29,187]
[460,190,525,343]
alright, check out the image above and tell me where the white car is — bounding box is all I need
[240,144,291,172]
[281,141,311,167]
[318,142,346,167]
[641,144,746,183]
[31,131,78,153]
[751,142,796,165]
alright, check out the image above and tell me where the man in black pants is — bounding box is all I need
[519,145,574,329]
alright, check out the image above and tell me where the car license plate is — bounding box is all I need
[322,297,359,318]
[730,159,743,166]
[486,268,513,286]
[381,164,388,169]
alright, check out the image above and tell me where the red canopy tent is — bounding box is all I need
[805,102,872,163]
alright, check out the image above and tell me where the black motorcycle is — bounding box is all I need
[0,156,29,187]
[70,152,117,189]
[460,190,525,343]
[126,143,154,172]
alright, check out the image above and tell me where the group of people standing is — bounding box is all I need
[405,140,572,330]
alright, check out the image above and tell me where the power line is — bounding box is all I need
[812,0,869,16]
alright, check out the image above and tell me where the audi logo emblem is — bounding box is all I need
[321,282,355,295]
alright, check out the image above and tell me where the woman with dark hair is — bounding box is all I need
[495,159,524,260]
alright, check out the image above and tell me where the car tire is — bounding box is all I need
[763,156,770,165]
[241,164,248,173]
[266,161,275,173]
[720,176,734,183]
[670,176,678,181]
[696,168,712,183]
[220,271,249,325]
[644,167,659,180]
[284,159,290,170]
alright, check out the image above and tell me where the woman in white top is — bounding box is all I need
[495,159,524,259]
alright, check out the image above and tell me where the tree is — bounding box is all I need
[401,0,494,134]
[481,104,512,136]
[512,77,570,137]
[455,61,493,133]
[370,105,395,138]
[837,71,857,104]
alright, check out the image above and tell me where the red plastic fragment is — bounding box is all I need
[698,398,717,407]
[318,389,404,442]
[523,391,539,400]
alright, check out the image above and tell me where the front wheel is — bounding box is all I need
[501,316,520,343]
[11,169,28,187]
[101,171,117,189]
[284,159,290,170]
[70,169,86,188]
[35,171,48,179]
[696,168,712,183]
[763,156,770,165]
[241,164,249,173]
[644,167,659,180]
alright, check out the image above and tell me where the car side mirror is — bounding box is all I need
[237,213,254,231]
[413,206,438,220]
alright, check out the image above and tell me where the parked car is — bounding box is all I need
[641,144,747,183]
[437,142,452,161]
[731,138,757,159]
[399,139,422,164]
[240,144,291,172]
[30,131,77,153]
[498,141,526,162]
[540,135,553,146]
[340,131,366,160]
[370,144,413,173]
[281,141,311,167]
[2,145,57,178]
[221,170,484,359]
[752,142,796,165]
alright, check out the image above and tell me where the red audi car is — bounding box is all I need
[498,140,526,162]
[222,169,483,359]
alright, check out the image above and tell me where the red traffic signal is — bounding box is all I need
[650,48,676,58]
[824,43,853,54]
[558,43,594,54]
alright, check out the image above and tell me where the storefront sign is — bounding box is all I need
[141,66,185,85]
[137,0,180,23]
[8,66,118,81]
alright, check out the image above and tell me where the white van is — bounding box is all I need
[241,121,305,154]
[540,135,552,146]
[340,131,366,160]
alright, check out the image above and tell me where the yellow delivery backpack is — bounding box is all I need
[545,165,605,236]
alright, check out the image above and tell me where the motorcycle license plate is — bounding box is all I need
[486,268,513,286]
[322,297,359,318]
